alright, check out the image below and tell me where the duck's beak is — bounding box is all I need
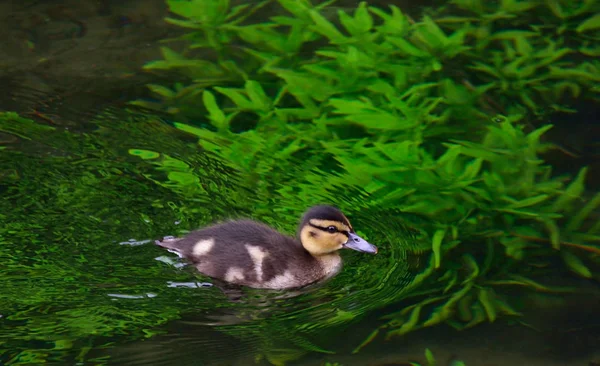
[344,233,378,254]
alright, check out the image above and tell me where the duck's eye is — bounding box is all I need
[327,226,338,233]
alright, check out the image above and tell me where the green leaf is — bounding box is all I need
[546,0,565,18]
[470,62,501,78]
[174,122,218,141]
[277,0,310,19]
[388,305,422,337]
[329,99,417,130]
[244,80,271,111]
[309,9,347,43]
[202,90,227,129]
[353,2,373,32]
[462,254,480,283]
[456,293,473,322]
[225,3,254,23]
[432,228,446,268]
[160,46,186,61]
[214,87,254,109]
[423,283,473,327]
[460,158,483,180]
[270,69,334,103]
[503,194,550,209]
[164,17,203,29]
[379,188,418,204]
[526,124,553,146]
[352,328,379,354]
[493,298,522,316]
[487,276,556,292]
[302,64,341,80]
[167,171,200,186]
[425,348,436,365]
[566,192,600,232]
[387,37,430,57]
[489,30,538,40]
[339,10,360,36]
[329,98,373,114]
[477,288,497,322]
[146,84,176,98]
[576,13,600,32]
[420,16,449,47]
[128,149,160,160]
[551,167,587,211]
[442,269,459,293]
[541,219,560,249]
[561,251,592,278]
[464,301,487,329]
[437,145,461,173]
[370,5,409,35]
[500,0,538,13]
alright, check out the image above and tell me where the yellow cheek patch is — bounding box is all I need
[309,219,351,233]
[300,225,343,255]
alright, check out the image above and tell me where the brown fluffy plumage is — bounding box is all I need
[156,205,377,289]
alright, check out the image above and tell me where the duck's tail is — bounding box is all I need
[155,236,183,256]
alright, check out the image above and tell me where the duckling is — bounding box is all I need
[156,205,378,289]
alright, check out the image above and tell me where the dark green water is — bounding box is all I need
[0,108,426,365]
[1,108,599,366]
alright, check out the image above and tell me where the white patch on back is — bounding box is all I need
[246,245,269,282]
[225,267,245,282]
[192,238,215,257]
[262,270,296,289]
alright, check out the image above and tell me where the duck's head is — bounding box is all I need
[298,205,378,256]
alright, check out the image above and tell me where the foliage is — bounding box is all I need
[134,0,599,121]
[132,0,600,352]
[3,0,598,364]
[431,0,600,114]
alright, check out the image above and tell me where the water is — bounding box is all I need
[0,105,423,364]
[1,1,600,365]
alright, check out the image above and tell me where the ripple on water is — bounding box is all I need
[103,209,428,365]
[1,107,430,365]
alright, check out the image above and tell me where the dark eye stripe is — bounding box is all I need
[308,223,350,236]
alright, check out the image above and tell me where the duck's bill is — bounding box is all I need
[344,233,378,254]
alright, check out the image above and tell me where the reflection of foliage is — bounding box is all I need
[411,348,466,366]
[133,0,600,353]
[0,111,244,363]
[0,109,417,365]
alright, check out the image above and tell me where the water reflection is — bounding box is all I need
[0,107,426,365]
[2,104,599,366]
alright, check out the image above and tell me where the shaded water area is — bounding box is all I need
[1,1,600,365]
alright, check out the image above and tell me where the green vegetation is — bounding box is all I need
[132,0,600,347]
[2,0,599,364]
